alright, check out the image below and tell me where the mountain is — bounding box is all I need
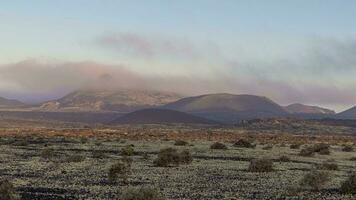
[161,93,288,123]
[40,89,181,112]
[0,97,25,108]
[336,106,356,120]
[109,108,218,125]
[285,103,335,114]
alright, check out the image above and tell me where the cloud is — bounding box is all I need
[95,32,221,60]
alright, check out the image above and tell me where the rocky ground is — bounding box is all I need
[0,132,355,200]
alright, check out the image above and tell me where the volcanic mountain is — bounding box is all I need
[109,108,218,125]
[336,106,356,120]
[0,97,25,108]
[285,103,335,115]
[161,93,288,123]
[39,89,181,112]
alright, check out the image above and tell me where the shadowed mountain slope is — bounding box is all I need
[110,108,219,125]
[161,93,288,123]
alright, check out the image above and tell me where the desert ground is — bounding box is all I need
[1,124,356,200]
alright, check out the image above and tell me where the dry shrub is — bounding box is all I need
[0,180,20,200]
[299,170,330,191]
[121,145,135,156]
[174,140,188,146]
[317,160,338,171]
[342,145,354,152]
[210,142,228,150]
[262,144,273,150]
[299,147,315,157]
[108,157,132,184]
[92,150,106,159]
[153,148,193,167]
[248,158,274,172]
[121,187,164,200]
[340,173,356,194]
[233,139,255,148]
[41,148,55,160]
[313,143,330,155]
[278,155,291,162]
[290,144,301,149]
[66,154,85,163]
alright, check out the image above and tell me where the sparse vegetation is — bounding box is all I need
[299,170,330,191]
[278,155,291,162]
[233,139,255,148]
[0,180,20,200]
[317,160,338,171]
[342,145,354,152]
[210,142,228,150]
[121,187,164,200]
[248,158,274,172]
[65,154,85,163]
[290,144,301,149]
[121,145,135,156]
[299,147,315,157]
[340,173,356,194]
[108,158,132,184]
[153,148,193,167]
[174,140,188,146]
[40,148,55,160]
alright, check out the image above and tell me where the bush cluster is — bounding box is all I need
[299,170,330,191]
[174,140,188,146]
[248,158,274,172]
[121,187,164,200]
[210,142,228,150]
[108,157,132,184]
[0,180,20,200]
[154,148,193,167]
[233,139,255,148]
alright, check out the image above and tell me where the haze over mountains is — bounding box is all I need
[1,89,356,124]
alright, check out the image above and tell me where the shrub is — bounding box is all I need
[66,154,85,163]
[340,173,356,194]
[121,145,135,156]
[210,142,228,150]
[0,180,20,200]
[108,158,132,184]
[174,140,188,146]
[262,145,273,150]
[41,148,55,160]
[342,145,354,152]
[153,148,193,167]
[299,147,315,157]
[350,157,356,161]
[179,150,193,164]
[278,155,291,162]
[317,160,338,171]
[299,170,330,191]
[248,158,274,172]
[121,187,164,200]
[313,143,330,155]
[290,144,301,149]
[233,139,255,148]
[92,150,106,159]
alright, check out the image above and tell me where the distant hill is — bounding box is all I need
[161,93,288,123]
[0,97,25,108]
[109,108,218,125]
[39,89,181,112]
[285,103,335,114]
[336,106,356,120]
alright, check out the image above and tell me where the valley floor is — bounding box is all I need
[0,127,356,199]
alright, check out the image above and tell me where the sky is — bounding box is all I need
[1,1,356,111]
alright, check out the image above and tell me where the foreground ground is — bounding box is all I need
[0,126,356,199]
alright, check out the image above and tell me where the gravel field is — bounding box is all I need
[0,135,356,200]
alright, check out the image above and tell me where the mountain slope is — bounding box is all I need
[285,103,335,114]
[40,89,181,112]
[161,93,288,123]
[0,97,25,108]
[336,106,356,119]
[109,109,218,125]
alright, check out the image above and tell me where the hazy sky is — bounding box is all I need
[1,1,356,111]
